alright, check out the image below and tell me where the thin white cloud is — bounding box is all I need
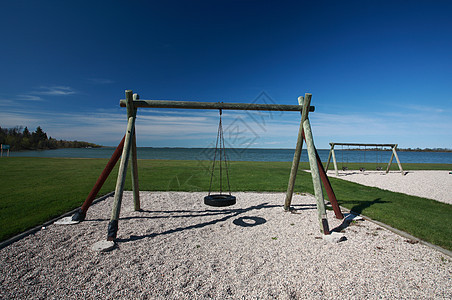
[34,86,76,96]
[406,104,445,114]
[383,101,449,114]
[310,113,387,137]
[6,86,76,105]
[1,103,451,149]
[16,94,43,101]
[0,111,43,128]
[309,109,452,148]
[0,99,15,106]
[138,114,209,124]
[0,104,295,147]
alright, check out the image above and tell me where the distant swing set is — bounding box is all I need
[0,144,10,157]
[326,142,404,176]
[58,90,346,250]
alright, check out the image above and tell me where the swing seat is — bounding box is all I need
[204,194,236,207]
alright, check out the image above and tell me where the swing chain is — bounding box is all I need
[207,108,231,196]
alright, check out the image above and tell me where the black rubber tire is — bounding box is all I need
[204,194,236,207]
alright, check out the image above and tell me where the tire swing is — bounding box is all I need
[204,108,236,207]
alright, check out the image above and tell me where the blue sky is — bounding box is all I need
[1,0,451,149]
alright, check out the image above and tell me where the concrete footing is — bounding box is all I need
[91,240,116,252]
[54,216,80,225]
[323,231,347,243]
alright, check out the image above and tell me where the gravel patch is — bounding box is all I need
[0,191,450,299]
[327,170,452,205]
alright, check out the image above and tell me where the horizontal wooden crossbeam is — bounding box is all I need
[119,99,315,112]
[329,143,397,148]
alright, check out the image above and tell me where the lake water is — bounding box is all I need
[7,147,452,164]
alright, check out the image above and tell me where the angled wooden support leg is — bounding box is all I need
[325,143,334,173]
[284,94,311,211]
[386,148,395,174]
[130,93,140,211]
[107,90,136,241]
[332,148,339,176]
[303,117,330,235]
[392,145,404,175]
[130,129,140,210]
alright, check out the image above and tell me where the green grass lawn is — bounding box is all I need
[1,157,451,250]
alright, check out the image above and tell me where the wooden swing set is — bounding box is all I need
[64,90,345,249]
[326,142,404,176]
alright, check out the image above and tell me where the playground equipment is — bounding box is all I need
[204,108,236,207]
[62,90,345,249]
[326,143,404,176]
[111,90,342,236]
[0,144,10,157]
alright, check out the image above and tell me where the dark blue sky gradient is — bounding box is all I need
[1,1,451,148]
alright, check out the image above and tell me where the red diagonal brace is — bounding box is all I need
[302,130,343,219]
[75,135,125,220]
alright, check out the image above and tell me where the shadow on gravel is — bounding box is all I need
[233,216,267,227]
[115,202,274,243]
[330,214,361,233]
[330,198,389,233]
[84,203,317,224]
[286,203,317,214]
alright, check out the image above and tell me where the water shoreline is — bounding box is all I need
[6,147,452,164]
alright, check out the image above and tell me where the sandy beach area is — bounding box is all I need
[327,170,452,205]
[0,187,450,299]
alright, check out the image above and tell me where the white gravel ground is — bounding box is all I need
[327,170,452,205]
[0,191,451,299]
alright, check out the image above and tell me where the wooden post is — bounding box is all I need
[107,90,136,241]
[130,93,140,211]
[325,143,334,172]
[386,148,395,174]
[392,145,404,175]
[284,94,311,211]
[304,117,330,234]
[331,147,339,176]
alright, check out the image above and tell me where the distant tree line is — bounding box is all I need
[0,126,101,151]
[398,147,452,152]
[347,147,451,152]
